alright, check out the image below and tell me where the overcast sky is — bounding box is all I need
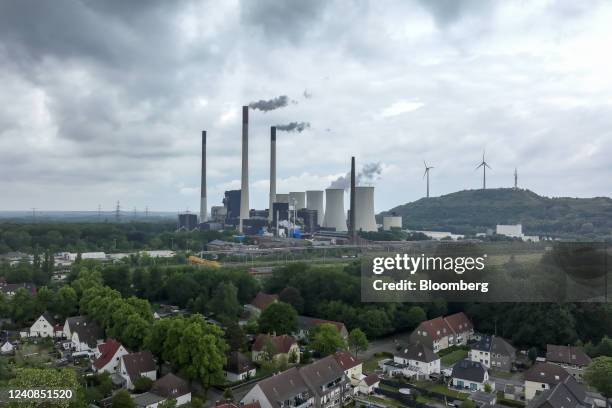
[1,0,611,213]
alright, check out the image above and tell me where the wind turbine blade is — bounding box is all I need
[486,163,492,169]
[476,163,483,170]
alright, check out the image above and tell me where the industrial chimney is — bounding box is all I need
[200,130,207,222]
[350,156,356,241]
[268,126,276,223]
[323,188,347,232]
[239,106,249,232]
[354,186,377,232]
[306,190,324,225]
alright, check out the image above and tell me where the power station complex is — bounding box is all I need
[177,106,400,241]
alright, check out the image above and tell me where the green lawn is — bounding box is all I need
[414,381,469,401]
[441,349,468,366]
[363,353,392,372]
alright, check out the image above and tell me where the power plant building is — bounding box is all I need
[353,186,377,232]
[383,216,402,231]
[323,188,347,232]
[306,190,324,225]
[289,192,306,209]
[275,193,289,204]
[177,213,198,231]
[223,190,241,224]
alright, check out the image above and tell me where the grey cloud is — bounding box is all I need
[415,0,491,27]
[240,0,329,42]
[275,122,311,132]
[249,95,290,111]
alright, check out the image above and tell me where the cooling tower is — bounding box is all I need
[239,106,249,232]
[275,193,289,203]
[200,130,207,222]
[323,188,347,232]
[354,186,377,232]
[383,216,402,231]
[268,126,276,222]
[289,192,306,209]
[306,190,324,225]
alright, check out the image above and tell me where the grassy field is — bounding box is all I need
[441,349,468,366]
[14,342,54,367]
[415,381,469,401]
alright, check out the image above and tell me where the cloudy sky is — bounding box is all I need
[1,0,611,213]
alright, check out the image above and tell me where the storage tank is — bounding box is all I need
[383,216,403,231]
[306,190,324,226]
[354,186,377,232]
[289,192,306,209]
[323,189,347,232]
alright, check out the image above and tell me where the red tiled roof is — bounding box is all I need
[250,292,278,311]
[363,373,380,386]
[93,338,122,370]
[333,351,361,370]
[444,312,473,334]
[416,316,453,341]
[524,362,570,384]
[252,334,297,354]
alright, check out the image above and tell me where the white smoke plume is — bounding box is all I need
[329,162,383,189]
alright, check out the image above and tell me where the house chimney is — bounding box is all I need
[200,130,207,222]
[268,126,276,223]
[239,106,249,233]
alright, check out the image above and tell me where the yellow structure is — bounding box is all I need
[188,255,220,268]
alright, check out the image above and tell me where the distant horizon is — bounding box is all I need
[1,187,610,214]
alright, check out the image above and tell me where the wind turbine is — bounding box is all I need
[475,151,491,189]
[423,161,434,198]
[514,167,519,190]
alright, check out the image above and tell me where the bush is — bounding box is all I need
[133,376,154,393]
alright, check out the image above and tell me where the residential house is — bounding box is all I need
[245,292,279,317]
[225,351,256,382]
[132,392,166,408]
[357,374,380,395]
[252,334,300,364]
[444,312,474,346]
[93,338,129,374]
[242,367,314,408]
[469,335,516,372]
[469,391,497,407]
[296,316,349,340]
[215,402,260,408]
[451,359,492,392]
[242,355,350,408]
[333,351,363,386]
[409,313,474,353]
[150,373,191,406]
[526,375,591,408]
[63,316,104,352]
[545,345,591,382]
[119,351,157,390]
[0,282,37,297]
[29,312,57,338]
[1,340,15,355]
[388,342,441,379]
[524,362,571,401]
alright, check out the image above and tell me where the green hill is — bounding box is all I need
[381,188,612,239]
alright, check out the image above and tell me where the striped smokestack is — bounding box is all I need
[350,156,356,242]
[200,130,207,222]
[239,106,249,233]
[268,126,276,223]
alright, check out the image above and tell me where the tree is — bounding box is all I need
[584,356,612,397]
[404,306,427,329]
[348,328,368,357]
[258,302,298,335]
[10,288,38,325]
[223,388,234,400]
[484,383,492,393]
[175,315,228,391]
[527,347,538,362]
[224,321,247,351]
[279,286,304,313]
[209,282,241,322]
[158,400,177,408]
[53,286,78,318]
[310,323,347,356]
[112,390,136,408]
[133,376,154,393]
[8,368,85,408]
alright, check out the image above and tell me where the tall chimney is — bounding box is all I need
[239,106,249,233]
[350,156,356,242]
[268,126,276,223]
[200,130,207,222]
